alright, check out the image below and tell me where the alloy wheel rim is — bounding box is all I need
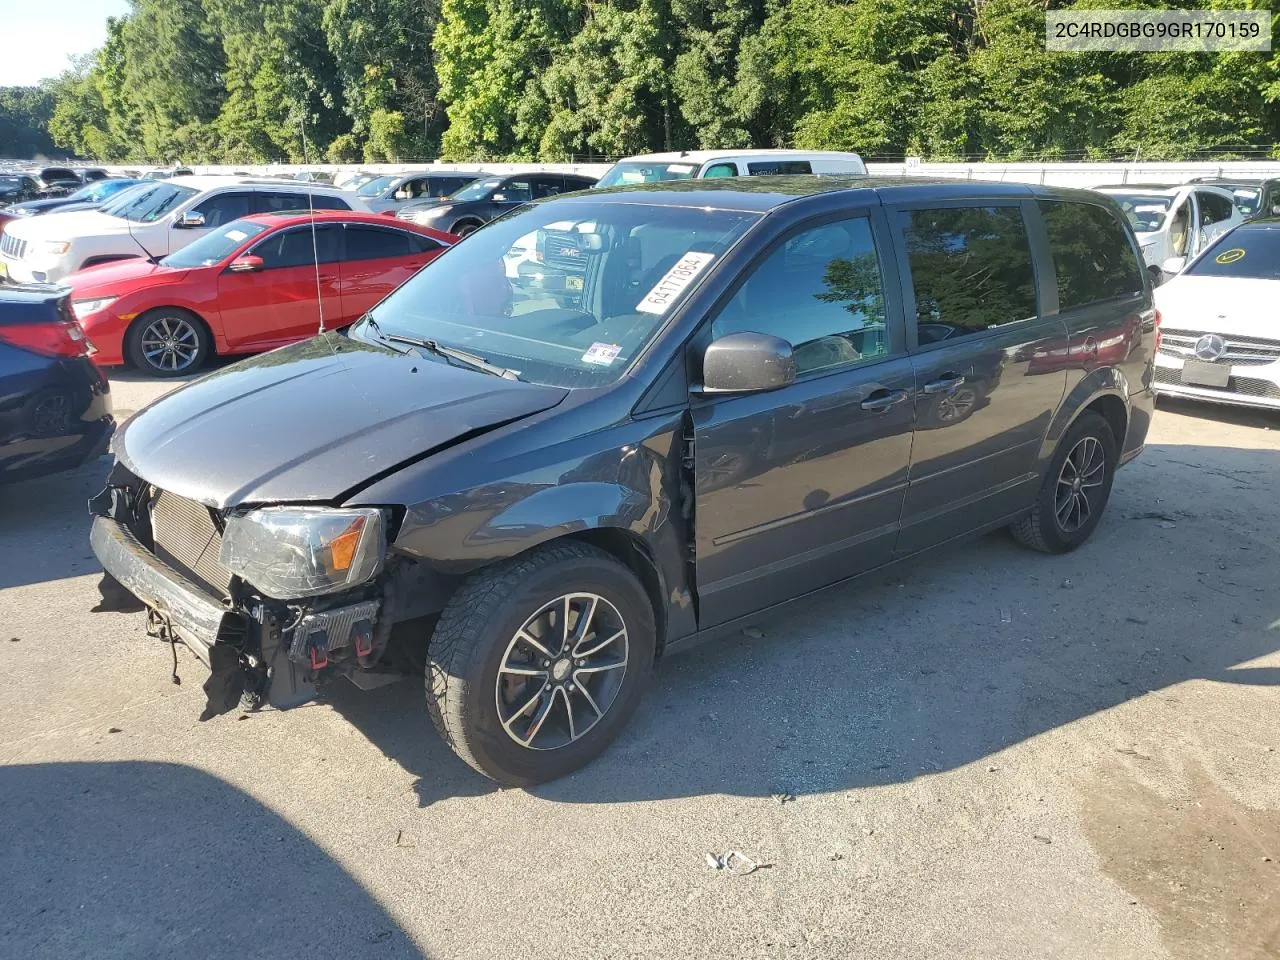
[495,593,629,751]
[1054,435,1106,534]
[140,316,199,372]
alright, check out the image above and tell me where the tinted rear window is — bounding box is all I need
[1187,229,1280,280]
[903,205,1039,342]
[1039,200,1143,309]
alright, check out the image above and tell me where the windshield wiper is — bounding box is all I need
[360,316,521,380]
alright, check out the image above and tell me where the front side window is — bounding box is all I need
[355,201,759,388]
[191,191,253,228]
[904,205,1038,343]
[713,217,888,374]
[1196,191,1235,225]
[252,224,341,269]
[493,180,533,203]
[451,177,504,202]
[1039,201,1143,309]
[161,219,270,268]
[1227,186,1262,217]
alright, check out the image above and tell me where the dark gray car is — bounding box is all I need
[399,172,599,236]
[89,177,1156,785]
[355,171,484,214]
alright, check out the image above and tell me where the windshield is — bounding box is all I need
[1103,193,1173,233]
[161,219,269,268]
[1187,228,1280,280]
[100,182,199,223]
[68,180,129,203]
[449,177,503,202]
[355,201,759,387]
[356,176,395,198]
[0,176,22,190]
[595,161,701,189]
[1224,186,1263,216]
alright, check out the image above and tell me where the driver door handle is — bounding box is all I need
[860,388,909,412]
[922,374,966,395]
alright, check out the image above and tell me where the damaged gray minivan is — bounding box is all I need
[90,177,1155,785]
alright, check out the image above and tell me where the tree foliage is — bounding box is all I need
[0,0,1276,163]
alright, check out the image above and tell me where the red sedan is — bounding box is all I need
[65,211,456,376]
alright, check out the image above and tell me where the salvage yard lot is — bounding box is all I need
[2,373,1279,960]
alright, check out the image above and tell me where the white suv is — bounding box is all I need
[0,176,362,284]
[593,150,866,188]
[1092,183,1242,283]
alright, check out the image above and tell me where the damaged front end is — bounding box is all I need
[89,462,402,720]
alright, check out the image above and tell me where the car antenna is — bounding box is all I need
[299,115,326,334]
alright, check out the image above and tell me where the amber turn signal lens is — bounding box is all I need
[326,517,366,572]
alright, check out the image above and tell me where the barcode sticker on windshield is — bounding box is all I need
[225,230,248,242]
[667,163,696,173]
[636,251,716,315]
[582,342,622,366]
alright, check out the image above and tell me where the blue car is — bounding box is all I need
[0,284,114,484]
[3,178,143,221]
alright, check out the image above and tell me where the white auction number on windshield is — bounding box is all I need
[635,251,716,315]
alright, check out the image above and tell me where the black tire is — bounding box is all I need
[426,541,656,786]
[451,219,482,238]
[126,307,212,377]
[1010,411,1118,554]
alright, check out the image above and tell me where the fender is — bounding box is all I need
[1038,365,1132,465]
[389,433,698,644]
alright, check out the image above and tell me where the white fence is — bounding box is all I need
[91,159,1280,188]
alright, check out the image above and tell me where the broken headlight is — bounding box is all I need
[220,506,386,599]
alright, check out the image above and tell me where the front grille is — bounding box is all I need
[540,232,587,272]
[150,489,233,597]
[1159,329,1280,367]
[1,232,26,260]
[1154,365,1280,400]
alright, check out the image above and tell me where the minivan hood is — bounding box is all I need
[114,333,568,509]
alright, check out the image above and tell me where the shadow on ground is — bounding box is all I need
[0,761,424,959]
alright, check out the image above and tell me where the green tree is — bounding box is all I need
[0,86,57,158]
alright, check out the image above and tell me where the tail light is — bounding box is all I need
[0,319,91,358]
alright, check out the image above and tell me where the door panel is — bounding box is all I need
[894,203,1067,553]
[694,359,916,625]
[692,211,913,626]
[217,225,341,351]
[337,226,432,320]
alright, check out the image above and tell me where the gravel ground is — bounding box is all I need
[1,371,1278,960]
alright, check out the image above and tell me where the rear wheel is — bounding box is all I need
[426,541,656,785]
[1010,411,1117,554]
[126,308,212,377]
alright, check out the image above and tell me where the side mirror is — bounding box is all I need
[1160,256,1187,276]
[1272,204,1280,216]
[698,332,796,394]
[395,189,410,200]
[227,255,264,274]
[491,192,507,202]
[175,210,205,229]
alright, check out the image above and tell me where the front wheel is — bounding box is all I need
[451,219,482,238]
[426,541,656,785]
[1010,411,1118,554]
[126,308,212,377]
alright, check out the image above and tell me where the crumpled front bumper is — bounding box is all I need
[89,512,318,715]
